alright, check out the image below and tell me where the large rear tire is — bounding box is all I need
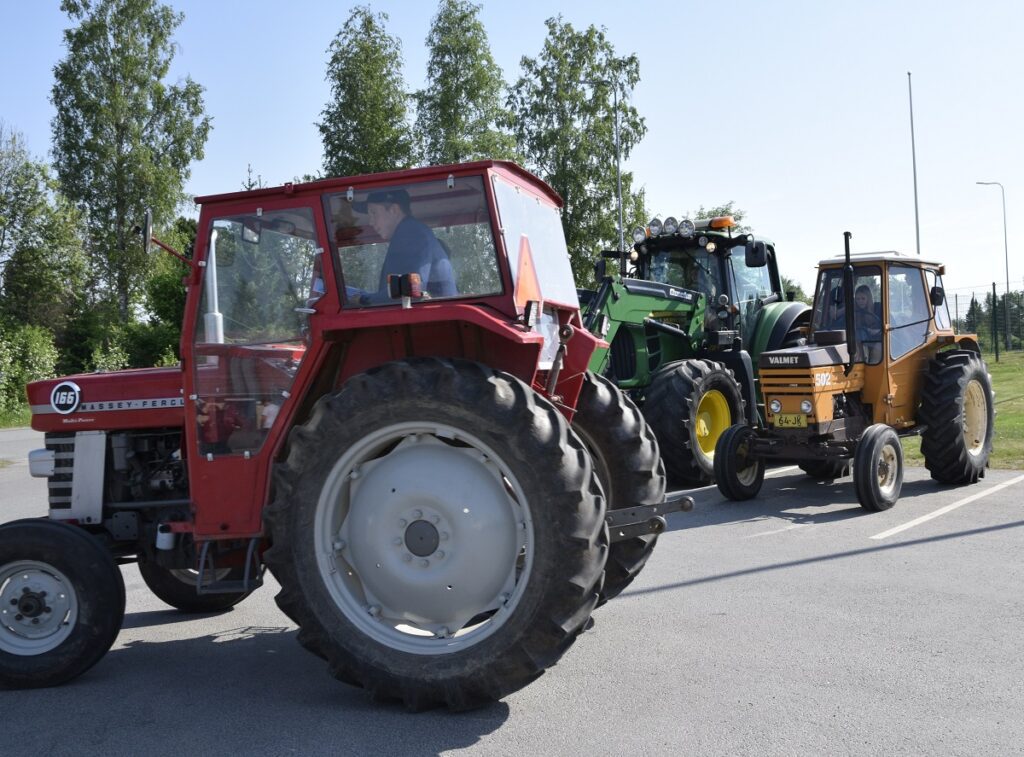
[644,359,746,485]
[0,520,125,689]
[572,372,666,604]
[919,350,994,484]
[713,425,765,501]
[264,358,607,710]
[854,424,903,512]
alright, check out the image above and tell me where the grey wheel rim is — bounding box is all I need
[313,422,534,655]
[0,560,77,656]
[877,442,899,496]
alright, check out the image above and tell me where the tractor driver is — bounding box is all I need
[357,188,456,302]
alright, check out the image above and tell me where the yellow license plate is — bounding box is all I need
[775,413,808,428]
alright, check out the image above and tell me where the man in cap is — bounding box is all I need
[359,188,456,301]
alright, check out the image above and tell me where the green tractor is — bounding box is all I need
[580,215,810,485]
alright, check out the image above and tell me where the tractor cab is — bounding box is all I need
[802,251,959,429]
[715,235,993,514]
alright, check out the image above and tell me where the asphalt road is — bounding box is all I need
[2,427,1022,756]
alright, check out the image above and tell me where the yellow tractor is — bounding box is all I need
[714,232,995,512]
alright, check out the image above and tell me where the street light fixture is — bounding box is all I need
[976,181,1011,350]
[583,76,624,268]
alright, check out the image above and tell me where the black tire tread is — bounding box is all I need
[263,357,607,711]
[919,350,995,484]
[0,519,125,689]
[572,372,666,603]
[643,359,746,485]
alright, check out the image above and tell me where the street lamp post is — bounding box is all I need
[976,181,1011,350]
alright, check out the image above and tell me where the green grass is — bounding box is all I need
[0,406,31,430]
[903,350,1024,470]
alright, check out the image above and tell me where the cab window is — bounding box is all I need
[888,264,930,359]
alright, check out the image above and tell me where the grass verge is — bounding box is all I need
[903,349,1024,470]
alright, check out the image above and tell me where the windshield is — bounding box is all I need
[491,174,578,307]
[644,247,723,302]
[324,175,501,307]
[812,265,883,364]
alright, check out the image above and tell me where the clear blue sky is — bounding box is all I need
[1,0,1021,297]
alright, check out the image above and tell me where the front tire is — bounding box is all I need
[264,358,607,710]
[644,359,746,485]
[713,425,765,501]
[854,425,903,512]
[919,350,995,484]
[572,372,666,603]
[0,520,125,689]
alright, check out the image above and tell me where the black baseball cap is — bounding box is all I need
[353,188,410,213]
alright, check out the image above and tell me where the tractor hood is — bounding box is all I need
[27,366,185,433]
[758,343,850,370]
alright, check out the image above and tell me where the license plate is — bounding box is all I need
[775,413,807,428]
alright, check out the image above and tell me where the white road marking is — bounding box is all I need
[869,473,1024,540]
[744,523,811,538]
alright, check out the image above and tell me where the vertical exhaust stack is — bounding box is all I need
[842,231,856,376]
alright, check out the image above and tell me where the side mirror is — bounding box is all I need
[593,257,608,280]
[930,286,945,307]
[786,291,796,302]
[745,240,768,268]
[142,209,153,255]
[242,218,262,244]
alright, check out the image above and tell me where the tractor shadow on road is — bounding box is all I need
[1,626,510,755]
[663,470,982,533]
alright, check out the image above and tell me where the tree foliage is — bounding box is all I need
[0,124,89,359]
[320,6,414,177]
[415,0,516,165]
[508,16,647,281]
[50,0,210,320]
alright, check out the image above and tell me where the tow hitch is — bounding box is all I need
[606,491,693,542]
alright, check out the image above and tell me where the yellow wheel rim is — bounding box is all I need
[963,380,988,456]
[695,389,732,458]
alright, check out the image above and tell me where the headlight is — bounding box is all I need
[800,399,813,414]
[705,242,717,253]
[678,218,696,237]
[632,226,647,244]
[697,235,708,247]
[663,216,678,234]
[769,399,782,414]
[648,217,663,236]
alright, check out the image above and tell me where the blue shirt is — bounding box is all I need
[377,216,456,298]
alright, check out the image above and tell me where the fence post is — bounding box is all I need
[954,293,959,334]
[992,282,1000,362]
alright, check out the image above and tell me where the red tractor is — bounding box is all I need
[2,161,689,709]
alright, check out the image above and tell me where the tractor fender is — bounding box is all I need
[751,301,811,358]
[714,349,757,426]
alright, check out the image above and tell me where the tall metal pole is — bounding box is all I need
[614,84,624,257]
[977,181,1011,350]
[908,72,921,256]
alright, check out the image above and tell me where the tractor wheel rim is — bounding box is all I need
[735,437,760,486]
[962,380,988,456]
[314,422,533,655]
[0,560,78,656]
[877,443,898,496]
[169,568,233,587]
[695,389,731,459]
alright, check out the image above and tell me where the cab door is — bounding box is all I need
[181,201,333,538]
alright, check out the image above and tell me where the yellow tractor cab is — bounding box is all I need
[714,232,995,512]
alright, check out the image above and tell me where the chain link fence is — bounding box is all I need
[947,281,1024,359]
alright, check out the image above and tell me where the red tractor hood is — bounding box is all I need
[27,367,185,433]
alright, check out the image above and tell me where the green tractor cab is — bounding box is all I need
[580,215,810,484]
